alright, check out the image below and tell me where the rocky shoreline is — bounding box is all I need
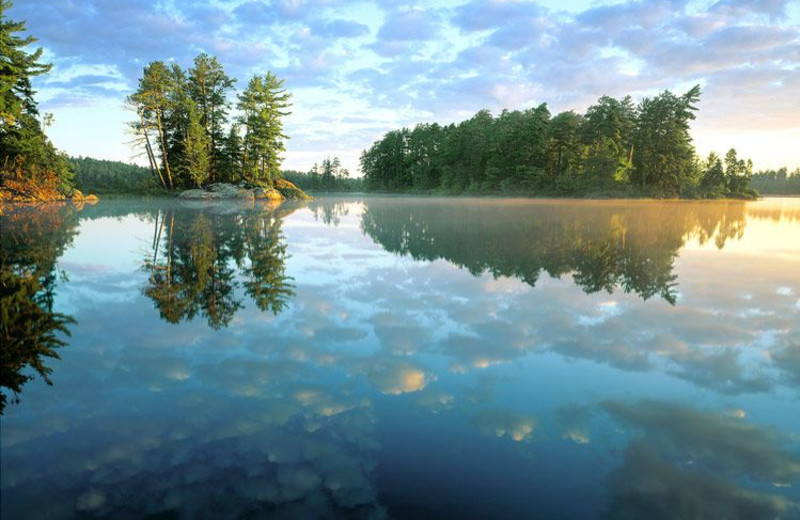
[178,180,311,201]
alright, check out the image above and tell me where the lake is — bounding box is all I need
[1,196,799,519]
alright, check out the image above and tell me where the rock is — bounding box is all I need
[178,182,310,201]
[253,186,283,200]
[179,189,224,200]
[207,183,254,198]
[274,179,312,200]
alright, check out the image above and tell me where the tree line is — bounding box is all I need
[127,54,291,190]
[360,87,758,199]
[0,1,73,201]
[282,156,363,192]
[750,167,800,195]
[70,156,152,194]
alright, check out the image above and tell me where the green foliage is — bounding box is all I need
[282,167,363,192]
[70,156,153,193]
[0,0,50,126]
[182,102,211,187]
[751,167,800,194]
[360,86,756,199]
[187,53,235,181]
[1,2,73,199]
[237,72,292,184]
[693,149,758,199]
[631,86,701,197]
[286,156,360,191]
[127,55,289,190]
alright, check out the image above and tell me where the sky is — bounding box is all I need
[8,0,800,174]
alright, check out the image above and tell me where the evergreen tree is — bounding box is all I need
[237,72,292,184]
[0,0,50,126]
[128,61,177,189]
[187,53,235,180]
[218,125,243,183]
[631,85,701,197]
[1,1,73,200]
[182,102,211,187]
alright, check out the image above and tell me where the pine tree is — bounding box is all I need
[1,1,73,200]
[237,72,292,184]
[187,53,235,180]
[182,102,211,187]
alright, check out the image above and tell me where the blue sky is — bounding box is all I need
[9,0,800,173]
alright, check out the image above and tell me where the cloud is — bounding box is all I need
[471,409,536,442]
[310,18,370,39]
[605,442,794,520]
[367,360,429,395]
[375,7,442,42]
[603,399,800,484]
[453,0,546,32]
[10,0,800,172]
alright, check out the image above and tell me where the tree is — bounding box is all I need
[0,0,50,126]
[631,85,701,196]
[723,148,753,196]
[218,125,243,183]
[547,111,584,184]
[1,1,73,200]
[0,0,72,200]
[237,72,292,184]
[582,95,636,186]
[128,61,177,189]
[187,53,235,180]
[700,151,725,194]
[182,102,211,187]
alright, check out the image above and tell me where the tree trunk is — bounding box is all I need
[140,112,166,188]
[156,109,173,189]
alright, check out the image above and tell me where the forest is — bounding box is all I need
[360,87,759,199]
[750,167,800,195]
[70,157,152,194]
[282,156,363,192]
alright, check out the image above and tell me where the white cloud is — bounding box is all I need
[9,0,800,172]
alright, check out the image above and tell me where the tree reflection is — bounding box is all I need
[0,204,80,413]
[310,198,351,227]
[143,203,295,328]
[360,200,748,303]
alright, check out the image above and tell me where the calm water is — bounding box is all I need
[1,196,799,519]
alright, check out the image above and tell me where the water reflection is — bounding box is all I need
[600,400,800,519]
[360,199,749,303]
[0,204,79,413]
[1,197,798,518]
[143,202,295,329]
